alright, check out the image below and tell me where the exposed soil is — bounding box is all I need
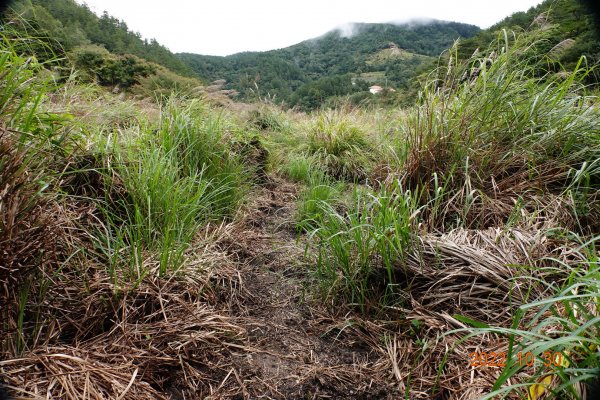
[210,176,399,399]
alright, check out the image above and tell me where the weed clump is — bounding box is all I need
[304,181,416,308]
[247,106,288,132]
[307,112,375,182]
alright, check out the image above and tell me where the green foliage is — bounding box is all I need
[179,21,480,108]
[3,2,203,96]
[0,21,250,361]
[304,181,416,309]
[400,29,600,230]
[457,0,600,76]
[177,0,600,109]
[306,112,375,181]
[247,107,289,132]
[0,24,74,355]
[9,0,194,76]
[133,65,202,98]
[296,178,344,232]
[111,142,212,275]
[2,4,599,398]
[157,100,247,216]
[291,74,365,111]
[71,45,155,88]
[95,100,248,276]
[308,115,366,156]
[0,42,51,132]
[281,153,326,184]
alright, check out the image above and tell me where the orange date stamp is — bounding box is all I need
[469,351,563,368]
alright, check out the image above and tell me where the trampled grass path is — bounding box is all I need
[211,176,398,399]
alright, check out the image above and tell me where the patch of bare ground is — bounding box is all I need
[211,176,399,399]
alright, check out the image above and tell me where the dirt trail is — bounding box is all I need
[214,176,398,399]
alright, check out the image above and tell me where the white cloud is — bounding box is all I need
[76,0,544,56]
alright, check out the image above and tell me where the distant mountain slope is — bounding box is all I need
[366,43,431,66]
[178,21,480,107]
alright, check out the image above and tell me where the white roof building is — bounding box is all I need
[369,85,383,94]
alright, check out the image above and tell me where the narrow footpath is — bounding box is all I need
[212,176,398,399]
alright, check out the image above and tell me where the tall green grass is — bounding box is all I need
[157,99,247,216]
[94,99,248,277]
[398,29,600,230]
[305,180,417,309]
[0,22,71,355]
[296,178,345,233]
[306,111,375,182]
[281,153,325,184]
[0,24,63,136]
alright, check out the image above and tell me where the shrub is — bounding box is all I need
[247,107,288,132]
[71,45,155,88]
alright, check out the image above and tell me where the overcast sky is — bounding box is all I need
[76,0,545,56]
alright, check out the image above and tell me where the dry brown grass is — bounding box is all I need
[0,218,250,399]
[0,130,63,296]
[398,135,592,232]
[403,227,561,321]
[0,128,83,364]
[1,147,594,399]
[363,224,592,399]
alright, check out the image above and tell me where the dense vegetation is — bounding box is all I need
[10,0,193,75]
[457,0,600,71]
[0,0,599,399]
[5,0,203,97]
[179,0,600,110]
[8,0,600,111]
[179,21,480,108]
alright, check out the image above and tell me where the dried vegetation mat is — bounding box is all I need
[0,175,393,399]
[1,223,248,399]
[0,137,586,399]
[377,224,593,399]
[0,175,593,399]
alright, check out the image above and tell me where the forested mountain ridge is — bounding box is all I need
[4,0,479,108]
[4,0,204,96]
[178,0,600,109]
[6,0,599,109]
[8,0,194,76]
[178,21,481,107]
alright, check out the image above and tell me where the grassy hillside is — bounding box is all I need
[178,21,480,108]
[0,3,599,400]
